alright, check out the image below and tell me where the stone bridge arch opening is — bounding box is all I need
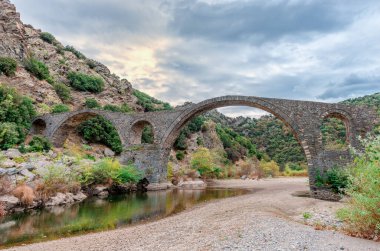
[320,112,351,151]
[130,120,155,145]
[50,112,123,153]
[30,118,47,135]
[161,97,312,180]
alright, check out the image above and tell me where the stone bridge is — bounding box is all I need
[30,96,378,196]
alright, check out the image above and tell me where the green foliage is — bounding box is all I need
[174,131,188,150]
[27,136,52,152]
[78,116,122,154]
[176,150,185,160]
[174,116,206,150]
[141,125,154,144]
[67,71,104,93]
[303,212,312,220]
[40,32,56,44]
[52,104,70,113]
[0,85,36,149]
[259,160,280,177]
[79,158,142,185]
[190,147,221,178]
[337,136,380,239]
[132,90,172,112]
[0,122,21,150]
[24,56,51,81]
[315,166,348,193]
[283,163,308,176]
[53,83,71,102]
[0,57,17,77]
[64,45,86,59]
[321,117,347,150]
[85,98,100,109]
[196,136,204,146]
[103,104,122,112]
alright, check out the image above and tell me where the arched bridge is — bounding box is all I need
[31,95,378,195]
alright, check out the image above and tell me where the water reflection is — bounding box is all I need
[0,188,249,247]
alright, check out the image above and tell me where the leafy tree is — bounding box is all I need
[0,57,17,76]
[67,71,104,93]
[0,84,36,149]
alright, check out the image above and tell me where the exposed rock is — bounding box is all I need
[45,192,75,207]
[1,159,17,168]
[147,183,172,191]
[5,167,19,175]
[20,169,35,180]
[0,195,19,210]
[177,180,207,189]
[104,148,115,157]
[93,186,109,198]
[72,192,87,202]
[3,149,21,159]
[0,167,6,175]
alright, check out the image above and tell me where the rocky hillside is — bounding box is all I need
[0,0,140,113]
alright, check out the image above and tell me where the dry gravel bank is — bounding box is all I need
[4,178,379,251]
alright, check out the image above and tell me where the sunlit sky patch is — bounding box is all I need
[12,0,380,117]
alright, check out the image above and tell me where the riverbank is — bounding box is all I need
[4,177,378,251]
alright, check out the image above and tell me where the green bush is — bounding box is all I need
[85,98,100,109]
[0,84,36,149]
[132,90,172,112]
[141,125,154,144]
[176,150,185,160]
[27,136,52,152]
[337,136,380,239]
[0,57,17,76]
[64,45,86,59]
[79,158,142,186]
[103,104,122,112]
[67,71,104,93]
[53,83,71,102]
[78,116,122,154]
[52,104,70,113]
[315,166,348,193]
[24,57,50,80]
[40,32,56,44]
[0,122,21,150]
[190,147,221,178]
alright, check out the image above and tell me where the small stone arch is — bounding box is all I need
[30,118,47,135]
[320,110,353,148]
[130,120,155,145]
[50,111,123,148]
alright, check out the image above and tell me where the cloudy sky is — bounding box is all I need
[12,0,380,117]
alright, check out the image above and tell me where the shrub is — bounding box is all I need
[52,104,70,113]
[0,122,21,150]
[190,147,220,178]
[0,85,36,149]
[24,56,50,80]
[12,185,35,206]
[120,103,133,113]
[67,71,104,93]
[85,98,100,109]
[176,150,185,160]
[196,136,204,146]
[259,160,280,177]
[132,90,172,112]
[141,125,154,144]
[40,32,56,44]
[315,166,348,193]
[283,164,308,177]
[78,116,122,154]
[36,164,80,200]
[79,158,142,186]
[167,162,174,179]
[64,45,86,59]
[28,135,52,152]
[337,136,380,239]
[53,83,71,102]
[103,104,122,112]
[0,57,17,76]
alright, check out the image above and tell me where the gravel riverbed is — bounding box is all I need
[3,178,379,251]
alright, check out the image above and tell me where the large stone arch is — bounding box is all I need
[50,110,124,148]
[161,95,313,171]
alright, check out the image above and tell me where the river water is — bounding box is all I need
[0,187,250,248]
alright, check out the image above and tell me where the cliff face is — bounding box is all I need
[0,0,139,112]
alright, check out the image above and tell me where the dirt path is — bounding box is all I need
[4,178,379,251]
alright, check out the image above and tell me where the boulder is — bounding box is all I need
[20,169,35,180]
[0,168,6,175]
[1,160,17,168]
[104,148,115,157]
[4,149,21,159]
[5,168,19,175]
[45,193,75,207]
[0,195,19,210]
[72,192,87,202]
